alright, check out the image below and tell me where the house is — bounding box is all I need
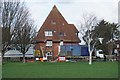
[114,40,120,61]
[34,5,80,60]
[114,40,120,53]
[107,39,120,61]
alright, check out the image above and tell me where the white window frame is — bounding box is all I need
[46,41,52,46]
[60,40,63,46]
[45,31,53,36]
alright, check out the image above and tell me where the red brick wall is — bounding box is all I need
[53,43,59,57]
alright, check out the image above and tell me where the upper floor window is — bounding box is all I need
[51,20,56,25]
[76,33,78,36]
[59,32,65,36]
[45,31,53,36]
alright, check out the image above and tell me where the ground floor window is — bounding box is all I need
[46,41,52,46]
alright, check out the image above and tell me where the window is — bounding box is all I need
[47,52,52,56]
[76,33,78,36]
[45,31,53,36]
[46,41,52,46]
[51,20,56,25]
[59,32,64,36]
[60,40,63,45]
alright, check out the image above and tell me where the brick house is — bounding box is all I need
[34,5,80,60]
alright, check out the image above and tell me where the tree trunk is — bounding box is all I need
[1,51,5,64]
[89,52,92,65]
[23,53,26,63]
[88,40,92,65]
[108,42,113,61]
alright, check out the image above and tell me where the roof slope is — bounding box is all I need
[35,5,80,43]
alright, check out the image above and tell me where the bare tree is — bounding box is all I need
[0,1,22,60]
[79,14,101,65]
[14,19,35,63]
[0,1,36,63]
[12,3,36,63]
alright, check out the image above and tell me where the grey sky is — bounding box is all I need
[25,0,119,27]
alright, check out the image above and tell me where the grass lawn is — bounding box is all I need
[2,61,118,78]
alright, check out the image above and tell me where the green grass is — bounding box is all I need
[2,61,118,78]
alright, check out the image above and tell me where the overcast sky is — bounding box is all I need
[24,0,119,44]
[25,0,119,28]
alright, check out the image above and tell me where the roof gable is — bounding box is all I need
[35,5,80,43]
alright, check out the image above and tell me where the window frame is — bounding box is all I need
[46,41,52,47]
[45,31,53,36]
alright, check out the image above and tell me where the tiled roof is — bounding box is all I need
[35,5,80,43]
